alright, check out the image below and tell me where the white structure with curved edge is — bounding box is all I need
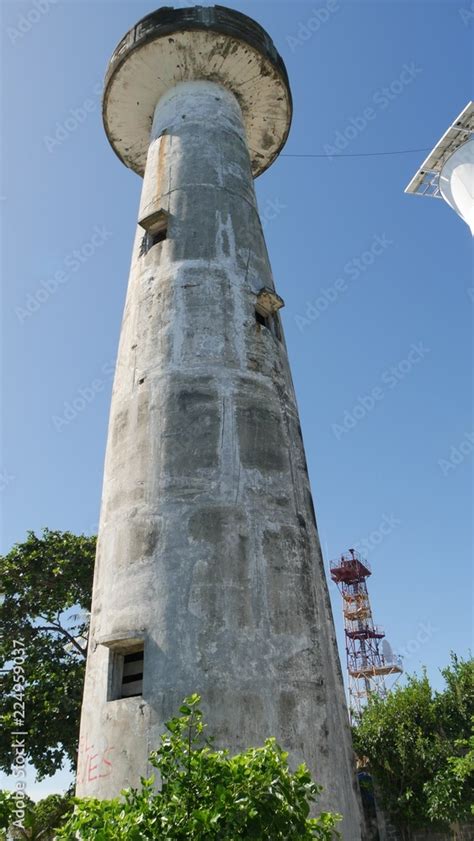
[439,139,474,235]
[405,101,474,234]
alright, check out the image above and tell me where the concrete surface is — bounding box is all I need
[78,20,365,839]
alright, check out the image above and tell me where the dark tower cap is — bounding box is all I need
[103,5,292,177]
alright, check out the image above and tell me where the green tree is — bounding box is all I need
[0,790,74,841]
[354,654,474,829]
[59,694,341,840]
[0,789,17,839]
[0,529,95,778]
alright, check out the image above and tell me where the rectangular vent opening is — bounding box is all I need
[106,641,145,701]
[255,310,270,328]
[149,227,167,246]
[121,649,144,698]
[140,226,168,256]
[255,307,283,343]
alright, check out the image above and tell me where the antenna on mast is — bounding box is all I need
[330,549,403,723]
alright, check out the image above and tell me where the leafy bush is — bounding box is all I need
[59,694,341,839]
[354,654,474,828]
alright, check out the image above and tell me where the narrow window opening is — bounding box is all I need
[273,312,283,342]
[140,224,168,256]
[107,643,144,700]
[139,233,149,257]
[120,649,144,698]
[255,309,270,328]
[255,289,285,341]
[149,226,167,247]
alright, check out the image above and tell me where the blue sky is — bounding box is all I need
[1,0,472,797]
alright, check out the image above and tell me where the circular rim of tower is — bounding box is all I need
[102,5,292,178]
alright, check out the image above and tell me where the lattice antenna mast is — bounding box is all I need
[330,549,403,723]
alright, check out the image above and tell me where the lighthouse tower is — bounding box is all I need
[77,7,364,838]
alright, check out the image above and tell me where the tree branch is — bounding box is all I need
[35,623,87,658]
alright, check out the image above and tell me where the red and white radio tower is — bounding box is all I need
[330,549,403,722]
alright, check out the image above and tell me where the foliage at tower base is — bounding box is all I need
[0,529,95,778]
[353,654,474,830]
[0,790,74,840]
[59,695,341,840]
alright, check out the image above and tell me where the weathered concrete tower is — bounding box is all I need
[77,7,364,838]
